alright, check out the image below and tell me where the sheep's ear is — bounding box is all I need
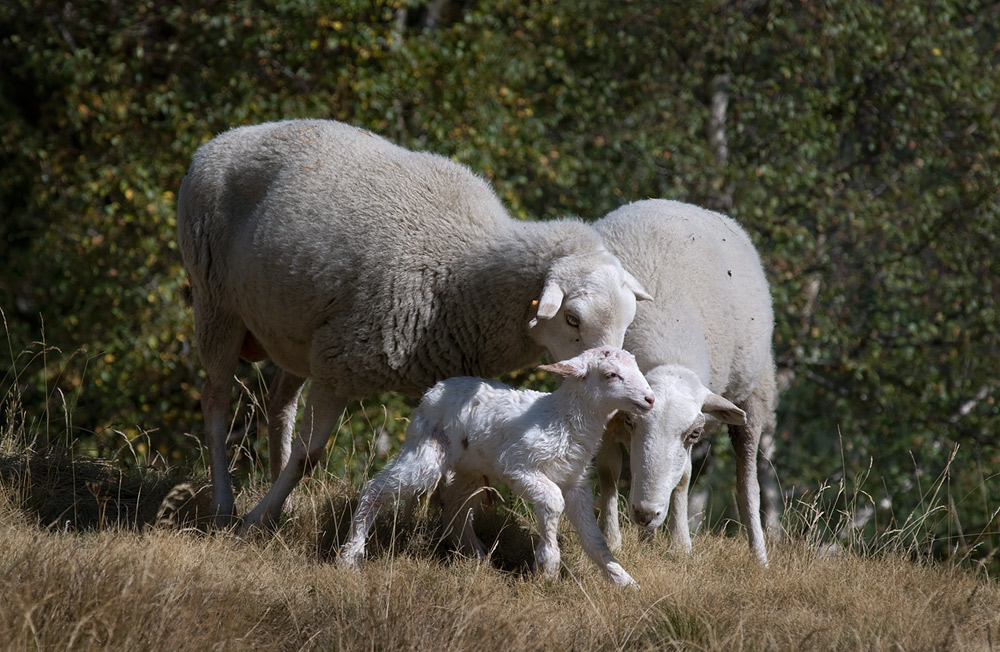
[624,270,653,302]
[529,280,565,328]
[701,392,746,425]
[538,359,587,379]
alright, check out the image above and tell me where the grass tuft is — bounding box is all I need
[1,447,998,651]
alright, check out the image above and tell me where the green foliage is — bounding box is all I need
[1,0,998,567]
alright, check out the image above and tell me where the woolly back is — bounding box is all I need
[596,200,773,390]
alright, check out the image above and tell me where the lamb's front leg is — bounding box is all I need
[564,479,638,588]
[509,473,565,579]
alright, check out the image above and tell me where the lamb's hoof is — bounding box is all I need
[605,563,639,589]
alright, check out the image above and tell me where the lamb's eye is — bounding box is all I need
[605,372,620,381]
[565,312,581,328]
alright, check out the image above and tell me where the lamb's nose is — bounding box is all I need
[644,394,655,408]
[630,504,662,527]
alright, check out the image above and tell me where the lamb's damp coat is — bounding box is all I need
[593,199,776,565]
[339,347,655,587]
[176,119,650,529]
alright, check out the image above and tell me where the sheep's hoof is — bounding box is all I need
[238,515,279,539]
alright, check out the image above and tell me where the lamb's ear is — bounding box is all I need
[624,270,653,302]
[538,358,587,379]
[529,280,565,328]
[701,392,747,425]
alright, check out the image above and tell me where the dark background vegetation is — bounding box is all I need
[2,0,998,568]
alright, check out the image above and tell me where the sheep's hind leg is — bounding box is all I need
[242,381,347,532]
[192,301,246,528]
[264,369,305,482]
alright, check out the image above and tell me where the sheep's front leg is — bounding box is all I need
[509,474,565,579]
[730,415,768,567]
[595,437,624,551]
[440,471,488,558]
[564,479,638,588]
[666,449,693,554]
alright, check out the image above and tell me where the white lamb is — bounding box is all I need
[339,346,655,587]
[176,120,651,530]
[593,199,776,566]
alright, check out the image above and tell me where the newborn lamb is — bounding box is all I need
[340,346,655,587]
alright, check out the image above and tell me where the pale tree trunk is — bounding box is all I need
[708,72,734,213]
[698,70,784,538]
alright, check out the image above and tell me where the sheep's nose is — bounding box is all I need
[630,504,662,527]
[644,394,655,408]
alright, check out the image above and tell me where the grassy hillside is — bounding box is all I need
[1,449,997,651]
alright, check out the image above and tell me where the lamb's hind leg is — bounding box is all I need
[192,299,246,528]
[340,434,447,568]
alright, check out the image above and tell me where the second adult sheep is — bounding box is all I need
[339,346,655,587]
[594,199,776,566]
[176,119,652,530]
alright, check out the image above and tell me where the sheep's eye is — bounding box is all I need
[685,427,704,446]
[605,372,620,381]
[565,312,581,328]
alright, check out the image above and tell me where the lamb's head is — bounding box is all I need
[625,365,746,533]
[538,347,655,415]
[528,251,652,362]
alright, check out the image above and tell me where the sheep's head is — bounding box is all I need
[538,346,655,416]
[528,251,651,362]
[625,365,746,533]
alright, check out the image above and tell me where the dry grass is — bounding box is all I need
[1,455,998,652]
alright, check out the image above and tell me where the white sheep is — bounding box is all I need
[176,119,651,530]
[593,199,776,566]
[339,346,655,586]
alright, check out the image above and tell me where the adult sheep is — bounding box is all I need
[593,199,776,566]
[176,119,651,530]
